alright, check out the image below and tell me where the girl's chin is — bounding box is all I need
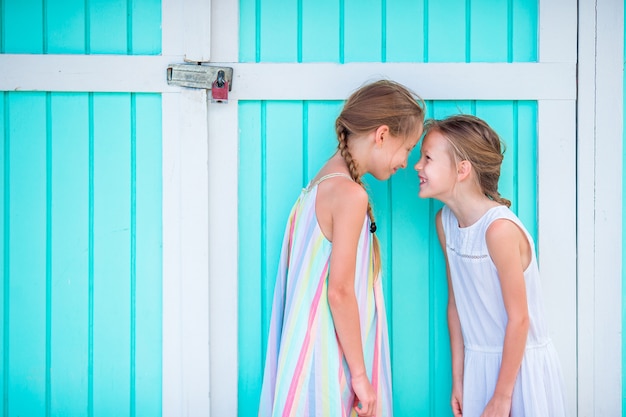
[418,189,430,199]
[372,172,392,181]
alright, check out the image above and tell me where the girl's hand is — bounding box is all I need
[451,384,463,417]
[351,373,377,416]
[480,393,512,417]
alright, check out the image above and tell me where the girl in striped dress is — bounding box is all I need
[258,80,425,417]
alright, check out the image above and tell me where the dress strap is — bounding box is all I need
[307,172,353,190]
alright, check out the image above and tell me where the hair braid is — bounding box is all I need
[334,79,426,277]
[337,125,381,273]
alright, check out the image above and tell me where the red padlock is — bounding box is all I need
[211,70,229,103]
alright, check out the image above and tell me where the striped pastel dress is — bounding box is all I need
[258,173,393,417]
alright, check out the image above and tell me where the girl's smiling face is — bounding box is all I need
[413,130,458,200]
[370,127,423,181]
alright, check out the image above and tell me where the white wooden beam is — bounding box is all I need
[162,88,211,416]
[537,100,577,416]
[161,92,184,416]
[162,0,211,415]
[183,0,212,62]
[576,1,597,414]
[539,0,578,63]
[577,0,624,415]
[222,62,576,101]
[0,56,575,100]
[537,0,578,415]
[207,0,240,415]
[593,0,624,410]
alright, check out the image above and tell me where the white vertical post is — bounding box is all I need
[162,0,212,415]
[183,0,212,62]
[536,100,577,415]
[577,0,624,415]
[207,0,240,415]
[537,0,578,415]
[576,1,597,414]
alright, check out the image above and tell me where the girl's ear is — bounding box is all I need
[374,125,390,148]
[457,160,472,181]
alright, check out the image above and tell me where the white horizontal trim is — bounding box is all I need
[0,54,575,100]
[229,62,576,100]
[1,54,184,93]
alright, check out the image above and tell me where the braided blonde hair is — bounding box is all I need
[335,80,426,274]
[424,114,511,207]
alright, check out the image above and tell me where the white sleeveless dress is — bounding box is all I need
[441,205,569,417]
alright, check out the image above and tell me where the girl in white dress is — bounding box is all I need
[414,115,569,417]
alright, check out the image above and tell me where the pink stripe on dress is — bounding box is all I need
[282,262,329,417]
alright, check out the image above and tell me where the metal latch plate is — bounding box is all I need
[167,64,233,91]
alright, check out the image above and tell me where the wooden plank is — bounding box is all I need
[50,93,90,415]
[46,0,87,54]
[227,62,576,100]
[207,91,239,417]
[301,0,340,62]
[238,0,258,62]
[134,93,163,417]
[474,102,516,210]
[536,1,578,415]
[129,0,162,54]
[0,55,576,100]
[183,0,212,62]
[388,137,431,415]
[511,0,538,61]
[427,0,466,62]
[0,92,5,416]
[537,100,577,416]
[92,93,131,416]
[304,102,343,181]
[470,0,508,62]
[3,0,43,53]
[89,0,128,54]
[263,102,304,340]
[160,91,184,416]
[386,0,425,62]
[515,102,538,239]
[7,92,47,416]
[158,89,213,417]
[344,0,382,62]
[259,0,298,62]
[236,101,263,417]
[538,0,577,63]
[178,88,211,415]
[590,0,623,413]
[207,4,240,409]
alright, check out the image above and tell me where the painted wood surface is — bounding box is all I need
[237,1,541,415]
[0,91,162,417]
[238,99,538,415]
[0,0,162,415]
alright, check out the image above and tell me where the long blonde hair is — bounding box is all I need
[424,114,511,207]
[335,80,426,274]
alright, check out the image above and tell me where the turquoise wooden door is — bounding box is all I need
[237,1,554,416]
[0,1,162,415]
